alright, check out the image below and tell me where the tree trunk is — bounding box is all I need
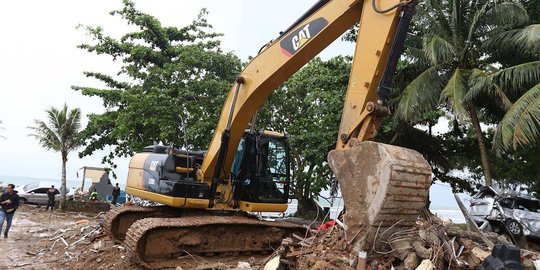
[294,164,323,218]
[296,196,324,219]
[468,103,493,187]
[60,152,68,211]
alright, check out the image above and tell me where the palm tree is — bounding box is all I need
[394,0,539,186]
[494,83,540,151]
[487,25,540,152]
[28,104,81,210]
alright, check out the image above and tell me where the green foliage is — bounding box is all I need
[345,0,539,191]
[523,0,540,23]
[483,25,540,66]
[489,145,540,194]
[440,69,469,119]
[393,65,446,123]
[389,123,481,192]
[494,83,540,151]
[73,1,242,166]
[390,0,540,187]
[28,104,82,155]
[459,128,540,194]
[395,0,532,123]
[258,57,350,210]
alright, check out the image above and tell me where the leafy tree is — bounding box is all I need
[258,57,350,216]
[469,130,540,194]
[523,0,540,23]
[73,1,242,166]
[393,0,539,187]
[493,82,540,152]
[28,105,81,210]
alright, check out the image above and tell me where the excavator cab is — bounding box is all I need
[231,131,290,204]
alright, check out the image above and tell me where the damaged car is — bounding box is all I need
[469,186,540,240]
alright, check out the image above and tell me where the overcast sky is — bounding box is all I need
[0,0,356,184]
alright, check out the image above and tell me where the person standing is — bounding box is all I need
[111,183,121,205]
[0,184,20,238]
[89,188,98,202]
[46,185,59,211]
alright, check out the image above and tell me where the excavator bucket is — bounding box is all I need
[327,141,431,251]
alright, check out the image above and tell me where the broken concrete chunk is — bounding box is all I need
[472,247,490,260]
[464,246,491,268]
[92,240,109,252]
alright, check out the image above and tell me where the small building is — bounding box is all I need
[80,166,113,201]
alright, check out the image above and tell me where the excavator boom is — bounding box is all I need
[202,0,410,179]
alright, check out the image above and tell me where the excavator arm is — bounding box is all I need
[202,0,418,202]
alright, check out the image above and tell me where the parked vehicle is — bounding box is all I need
[15,181,75,205]
[469,186,540,239]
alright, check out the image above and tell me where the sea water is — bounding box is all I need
[0,174,82,190]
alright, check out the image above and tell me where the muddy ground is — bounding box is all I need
[0,205,268,270]
[1,205,538,270]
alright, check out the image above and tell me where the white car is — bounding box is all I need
[469,186,540,240]
[15,181,75,205]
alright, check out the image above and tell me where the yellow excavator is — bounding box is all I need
[105,0,432,266]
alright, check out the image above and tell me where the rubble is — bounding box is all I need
[260,213,540,270]
[3,205,539,270]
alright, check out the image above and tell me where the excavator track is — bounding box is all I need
[104,205,181,241]
[124,216,305,268]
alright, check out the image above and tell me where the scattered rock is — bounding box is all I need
[263,256,281,270]
[310,260,331,270]
[113,244,125,251]
[412,241,432,259]
[76,219,90,225]
[196,263,226,270]
[415,259,434,270]
[236,261,251,268]
[404,252,420,270]
[465,246,491,268]
[391,239,413,260]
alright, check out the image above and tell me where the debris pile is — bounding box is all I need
[270,214,540,270]
[22,212,106,266]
